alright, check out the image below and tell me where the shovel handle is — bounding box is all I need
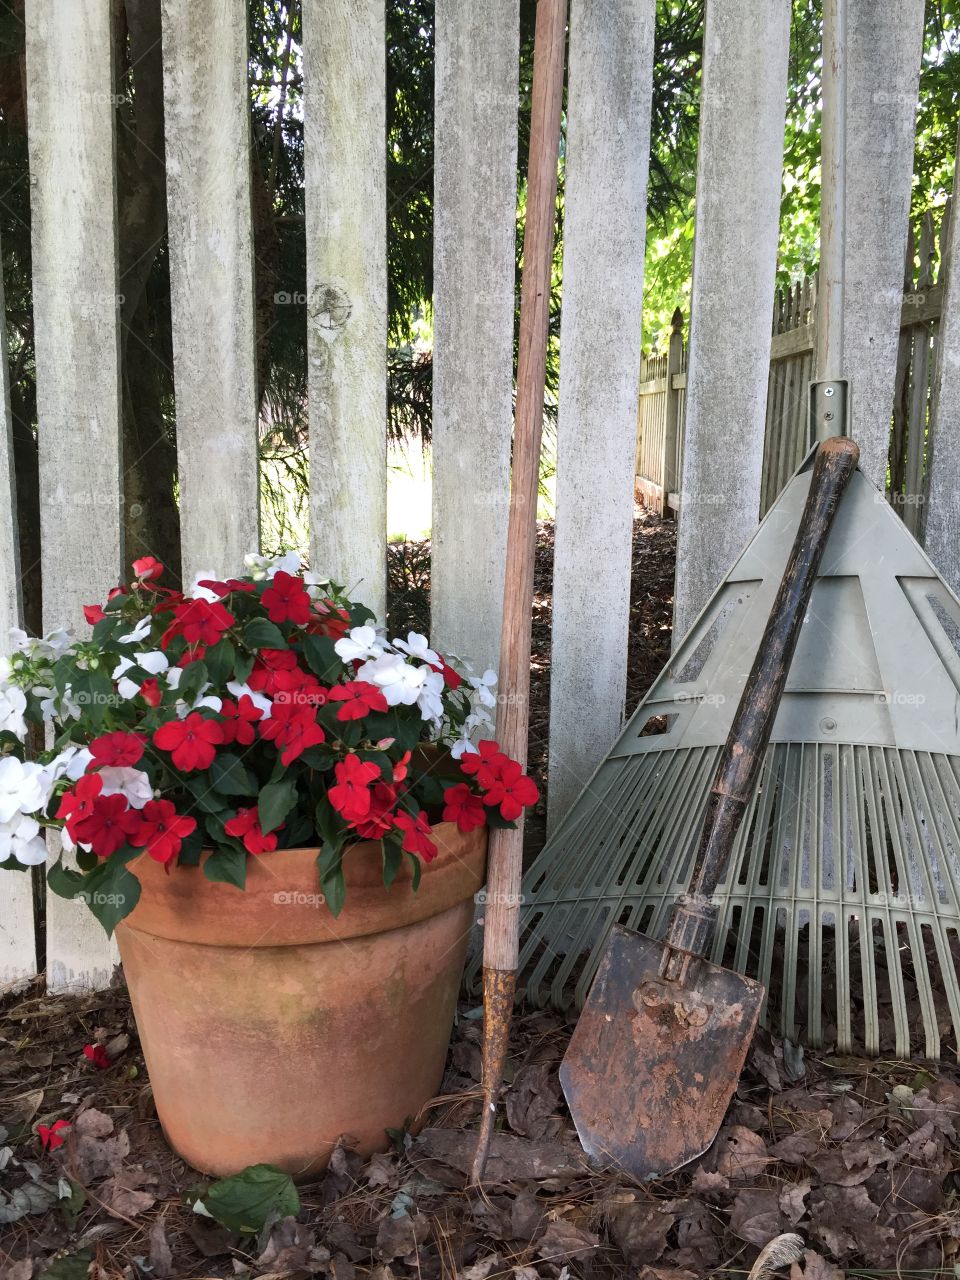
[662,436,859,976]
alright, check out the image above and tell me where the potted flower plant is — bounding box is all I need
[0,552,537,1177]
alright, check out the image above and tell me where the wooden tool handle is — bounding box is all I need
[662,436,859,973]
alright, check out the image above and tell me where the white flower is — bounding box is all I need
[113,651,168,700]
[44,627,74,656]
[0,685,27,739]
[416,668,445,722]
[335,625,385,664]
[451,737,479,760]
[164,666,182,691]
[243,550,302,580]
[470,669,498,709]
[0,812,47,866]
[36,684,81,723]
[393,632,441,666]
[188,570,221,604]
[226,681,273,719]
[41,745,92,788]
[303,570,331,600]
[357,653,426,707]
[118,616,152,644]
[98,766,153,810]
[0,757,48,823]
[175,682,222,719]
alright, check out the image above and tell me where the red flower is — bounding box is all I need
[83,1043,111,1070]
[89,731,145,769]
[437,659,462,690]
[37,1119,70,1151]
[73,793,142,859]
[153,712,224,772]
[442,783,487,833]
[161,598,235,648]
[56,773,103,831]
[393,810,438,862]
[248,648,299,695]
[258,701,326,766]
[132,556,164,581]
[354,782,398,839]
[130,798,197,865]
[107,585,127,602]
[196,577,256,597]
[271,666,326,707]
[328,754,381,824]
[328,680,389,721]
[224,806,279,855]
[392,750,411,783]
[218,695,263,746]
[261,571,312,626]
[306,600,351,640]
[482,759,539,822]
[458,739,510,790]
[139,677,162,707]
[83,603,106,625]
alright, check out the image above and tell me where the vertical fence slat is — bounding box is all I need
[0,223,34,984]
[546,0,655,827]
[841,0,925,487]
[672,0,791,644]
[26,0,122,990]
[432,0,519,676]
[161,0,261,582]
[924,140,960,594]
[304,0,387,620]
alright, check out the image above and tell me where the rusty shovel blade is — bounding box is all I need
[560,925,764,1179]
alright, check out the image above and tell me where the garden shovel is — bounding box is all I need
[560,432,859,1178]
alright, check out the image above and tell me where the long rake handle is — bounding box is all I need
[471,0,568,1185]
[662,436,859,980]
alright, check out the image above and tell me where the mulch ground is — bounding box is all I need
[3,511,959,1277]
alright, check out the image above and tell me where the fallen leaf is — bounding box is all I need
[729,1188,783,1246]
[414,1129,588,1182]
[510,1190,544,1241]
[608,1202,673,1265]
[505,1062,561,1139]
[148,1217,174,1278]
[458,1256,500,1280]
[535,1219,599,1262]
[375,1211,429,1261]
[779,1179,811,1225]
[789,1250,844,1280]
[713,1126,771,1181]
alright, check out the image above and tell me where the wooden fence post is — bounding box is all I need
[924,159,960,594]
[432,0,519,678]
[840,0,925,487]
[0,223,35,984]
[547,0,655,828]
[26,0,122,990]
[672,0,791,645]
[661,307,685,516]
[304,0,387,620]
[161,0,261,583]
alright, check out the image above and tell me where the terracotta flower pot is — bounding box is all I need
[116,823,486,1178]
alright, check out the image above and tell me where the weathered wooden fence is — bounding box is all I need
[636,201,954,530]
[0,0,652,988]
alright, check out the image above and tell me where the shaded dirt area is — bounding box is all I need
[2,981,959,1278]
[386,510,678,860]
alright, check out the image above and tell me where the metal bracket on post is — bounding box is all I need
[809,379,849,445]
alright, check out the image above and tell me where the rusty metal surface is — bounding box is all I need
[560,925,764,1179]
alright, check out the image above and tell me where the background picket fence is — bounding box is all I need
[636,201,954,529]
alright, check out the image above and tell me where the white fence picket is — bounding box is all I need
[431,0,519,678]
[0,224,35,984]
[672,0,791,644]
[304,0,387,620]
[841,0,925,488]
[26,0,123,990]
[161,0,261,583]
[547,0,655,828]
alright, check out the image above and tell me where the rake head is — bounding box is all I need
[512,461,960,1060]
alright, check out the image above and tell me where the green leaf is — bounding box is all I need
[198,1163,299,1234]
[176,659,209,705]
[258,777,298,834]
[57,1178,87,1228]
[317,842,345,917]
[314,798,342,848]
[382,838,402,889]
[406,851,422,892]
[210,752,258,797]
[302,633,340,680]
[233,649,255,684]
[204,638,236,686]
[185,776,231,815]
[347,601,375,628]
[244,618,287,650]
[78,855,142,936]
[203,847,247,890]
[46,858,86,900]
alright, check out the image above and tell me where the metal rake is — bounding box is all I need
[512,454,960,1060]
